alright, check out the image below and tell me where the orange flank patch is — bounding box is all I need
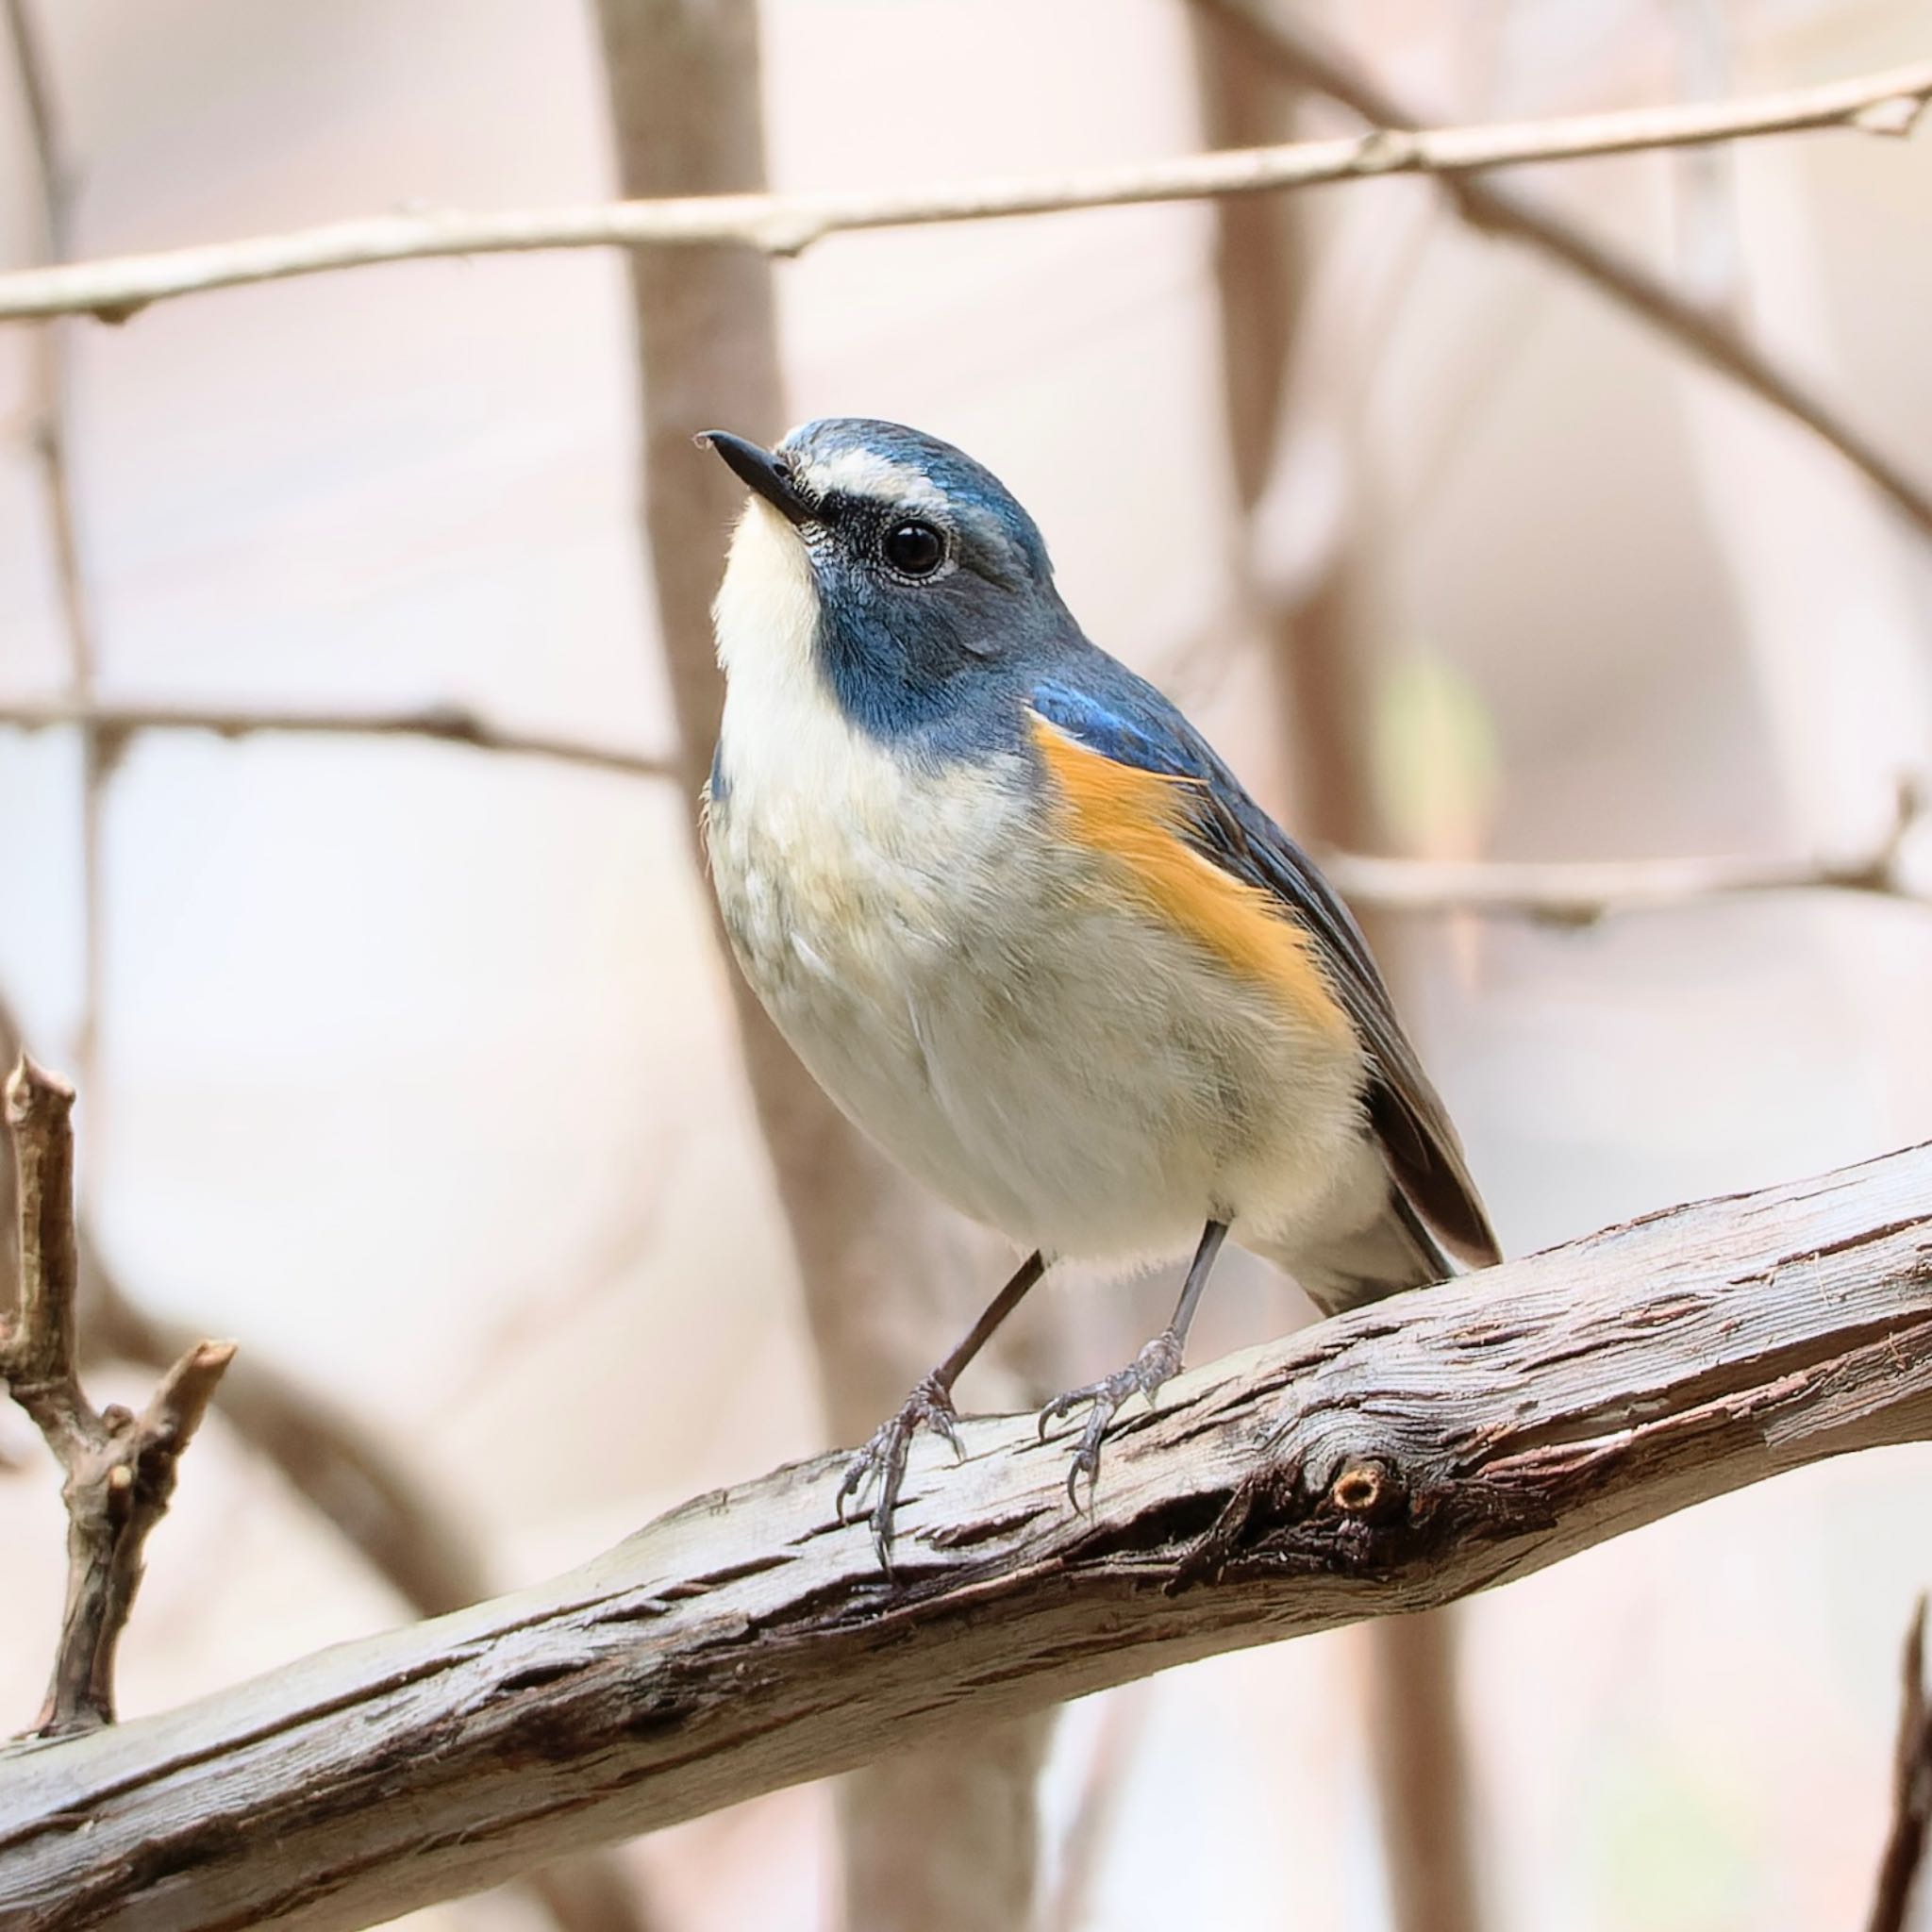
[1027,713,1351,1044]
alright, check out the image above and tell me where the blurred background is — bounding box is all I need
[5,1,1932,1927]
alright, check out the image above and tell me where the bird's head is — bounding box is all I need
[701,419,1067,741]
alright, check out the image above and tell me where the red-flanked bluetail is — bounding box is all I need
[700,419,1499,1567]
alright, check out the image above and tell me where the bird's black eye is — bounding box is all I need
[883,520,945,577]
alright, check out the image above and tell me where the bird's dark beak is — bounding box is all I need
[697,430,813,526]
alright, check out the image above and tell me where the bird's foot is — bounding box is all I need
[837,1372,964,1570]
[1038,1328,1184,1509]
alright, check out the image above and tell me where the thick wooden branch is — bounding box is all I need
[0,61,1924,324]
[3,1143,1930,1929]
[1,1058,235,1738]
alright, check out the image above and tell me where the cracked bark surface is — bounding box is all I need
[3,1141,1931,1931]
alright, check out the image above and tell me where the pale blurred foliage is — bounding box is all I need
[4,2,1932,1928]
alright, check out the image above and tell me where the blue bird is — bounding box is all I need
[699,418,1499,1562]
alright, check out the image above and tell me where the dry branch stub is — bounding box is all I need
[2,1055,236,1740]
[3,1141,1932,1929]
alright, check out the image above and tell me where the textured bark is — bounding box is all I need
[590,11,1051,1928]
[3,1142,1930,1932]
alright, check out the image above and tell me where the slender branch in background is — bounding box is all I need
[1,1055,235,1737]
[1322,777,1929,925]
[1868,1595,1932,1932]
[591,8,1053,1926]
[7,1139,1932,1930]
[4,0,108,1108]
[9,703,1924,924]
[82,1279,491,1618]
[1197,0,1932,540]
[0,60,1925,325]
[0,697,676,783]
[1042,1687,1151,1931]
[9,691,1923,934]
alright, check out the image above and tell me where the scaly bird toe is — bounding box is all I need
[838,1373,965,1569]
[1039,1329,1186,1509]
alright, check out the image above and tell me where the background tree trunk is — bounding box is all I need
[590,9,1053,1924]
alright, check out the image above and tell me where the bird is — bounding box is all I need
[697,418,1499,1564]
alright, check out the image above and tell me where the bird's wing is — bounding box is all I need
[1028,672,1500,1270]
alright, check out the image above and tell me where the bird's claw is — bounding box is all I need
[838,1373,963,1569]
[1038,1331,1185,1511]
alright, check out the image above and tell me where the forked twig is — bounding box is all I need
[1,1056,234,1736]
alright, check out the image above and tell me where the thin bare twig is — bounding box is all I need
[1868,1595,1932,1932]
[1,1056,234,1738]
[1198,0,1932,539]
[11,701,1924,925]
[0,697,675,784]
[1322,779,1928,925]
[0,61,1924,325]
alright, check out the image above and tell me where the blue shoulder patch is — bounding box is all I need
[1029,658,1391,1008]
[707,738,730,804]
[1028,676,1206,782]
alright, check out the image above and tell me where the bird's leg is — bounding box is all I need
[1040,1220,1229,1507]
[840,1249,1047,1568]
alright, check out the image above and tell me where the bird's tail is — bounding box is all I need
[1257,1185,1459,1317]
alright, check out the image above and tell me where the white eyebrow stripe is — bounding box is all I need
[795,446,950,518]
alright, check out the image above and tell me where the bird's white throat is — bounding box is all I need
[712,497,820,688]
[709,496,892,824]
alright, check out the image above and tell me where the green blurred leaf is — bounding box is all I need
[1371,650,1501,857]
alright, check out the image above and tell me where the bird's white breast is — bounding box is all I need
[705,501,1370,1265]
